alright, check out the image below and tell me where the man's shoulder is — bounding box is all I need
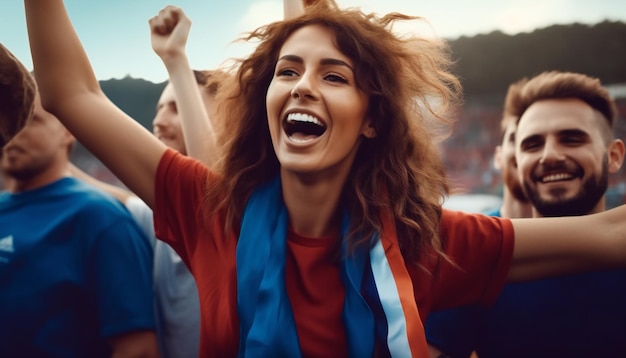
[65,178,126,208]
[57,178,140,226]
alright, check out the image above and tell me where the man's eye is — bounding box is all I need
[563,136,585,145]
[521,142,541,151]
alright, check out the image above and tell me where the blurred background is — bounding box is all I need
[72,21,626,212]
[2,1,625,211]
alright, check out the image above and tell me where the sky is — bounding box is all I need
[2,0,625,83]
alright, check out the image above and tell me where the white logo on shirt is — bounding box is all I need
[0,235,15,253]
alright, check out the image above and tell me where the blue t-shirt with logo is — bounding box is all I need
[0,177,155,357]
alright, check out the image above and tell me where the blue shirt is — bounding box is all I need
[0,177,155,357]
[425,209,626,358]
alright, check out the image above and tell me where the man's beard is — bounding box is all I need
[1,155,47,183]
[2,165,40,182]
[524,158,608,217]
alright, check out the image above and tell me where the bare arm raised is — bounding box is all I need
[284,0,338,19]
[284,0,305,19]
[150,6,218,167]
[24,0,165,208]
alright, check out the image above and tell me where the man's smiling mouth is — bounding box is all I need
[539,172,576,183]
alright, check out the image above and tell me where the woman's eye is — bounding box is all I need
[277,69,298,77]
[325,73,348,83]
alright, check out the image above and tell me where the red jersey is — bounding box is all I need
[153,149,514,357]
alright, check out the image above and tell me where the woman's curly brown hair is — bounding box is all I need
[208,2,461,262]
[0,43,36,148]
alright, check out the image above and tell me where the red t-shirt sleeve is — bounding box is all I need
[424,209,514,312]
[153,149,241,357]
[153,148,213,264]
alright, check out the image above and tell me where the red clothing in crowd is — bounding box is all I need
[153,149,514,357]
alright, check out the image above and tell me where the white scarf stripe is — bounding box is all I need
[370,240,413,357]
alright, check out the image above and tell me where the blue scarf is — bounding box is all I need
[236,177,427,357]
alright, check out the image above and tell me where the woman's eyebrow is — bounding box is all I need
[278,54,354,72]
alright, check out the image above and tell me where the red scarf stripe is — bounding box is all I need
[380,213,429,357]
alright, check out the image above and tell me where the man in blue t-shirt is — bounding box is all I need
[426,71,626,358]
[0,83,159,357]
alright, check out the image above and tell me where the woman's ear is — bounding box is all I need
[362,120,376,139]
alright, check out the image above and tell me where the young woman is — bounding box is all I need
[22,1,626,357]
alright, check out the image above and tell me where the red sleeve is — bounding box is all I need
[413,209,514,315]
[153,149,241,356]
[153,149,215,264]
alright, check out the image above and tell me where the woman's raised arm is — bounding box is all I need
[24,0,165,208]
